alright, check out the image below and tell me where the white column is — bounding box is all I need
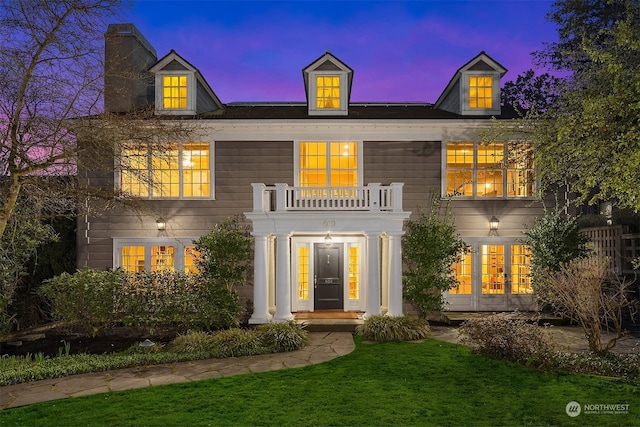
[386,232,404,316]
[274,232,294,321]
[364,233,381,318]
[249,234,272,324]
[380,234,389,313]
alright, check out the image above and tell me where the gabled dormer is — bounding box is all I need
[303,52,353,116]
[149,50,223,116]
[435,51,507,116]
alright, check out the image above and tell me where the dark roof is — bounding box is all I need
[197,103,486,120]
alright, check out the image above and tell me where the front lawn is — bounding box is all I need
[1,337,638,426]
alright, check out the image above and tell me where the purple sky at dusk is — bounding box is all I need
[126,0,559,104]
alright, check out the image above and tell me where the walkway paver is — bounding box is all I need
[0,331,355,410]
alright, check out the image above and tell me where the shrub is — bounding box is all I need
[256,321,309,352]
[39,269,241,335]
[209,329,263,357]
[169,331,216,354]
[458,312,556,367]
[402,193,468,317]
[356,315,430,342]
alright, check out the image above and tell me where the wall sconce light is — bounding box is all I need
[156,217,166,232]
[324,232,333,246]
[489,216,499,236]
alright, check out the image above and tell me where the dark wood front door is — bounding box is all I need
[314,243,344,310]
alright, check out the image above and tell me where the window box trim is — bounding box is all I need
[154,71,197,116]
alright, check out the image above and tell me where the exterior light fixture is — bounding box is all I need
[139,338,155,349]
[489,216,499,236]
[324,232,333,246]
[156,217,166,232]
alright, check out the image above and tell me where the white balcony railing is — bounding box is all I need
[251,183,404,213]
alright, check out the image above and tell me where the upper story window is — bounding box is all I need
[444,141,533,198]
[163,75,188,109]
[119,142,212,199]
[316,75,341,109]
[469,75,493,109]
[296,141,360,187]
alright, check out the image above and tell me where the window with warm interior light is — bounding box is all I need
[450,251,472,294]
[298,246,309,300]
[316,75,340,109]
[163,75,188,109]
[445,141,533,198]
[298,142,358,189]
[469,75,492,109]
[511,244,532,294]
[119,142,211,199]
[482,244,504,294]
[348,246,359,299]
[117,240,198,273]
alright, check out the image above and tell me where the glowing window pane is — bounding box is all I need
[511,245,532,294]
[445,142,473,197]
[348,246,359,299]
[469,75,492,109]
[122,246,145,272]
[316,75,340,109]
[152,245,175,272]
[163,74,188,109]
[450,251,472,294]
[120,144,149,197]
[300,142,357,188]
[482,244,504,294]
[298,246,309,300]
[182,143,210,197]
[151,144,179,197]
[184,246,200,274]
[477,143,504,197]
[506,142,534,197]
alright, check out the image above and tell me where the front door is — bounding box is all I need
[314,243,344,310]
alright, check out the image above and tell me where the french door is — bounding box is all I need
[447,240,533,311]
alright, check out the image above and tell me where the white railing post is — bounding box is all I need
[369,183,381,212]
[251,183,266,212]
[274,183,288,212]
[390,182,404,212]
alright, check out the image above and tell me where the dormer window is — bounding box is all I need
[163,75,188,109]
[316,75,341,109]
[149,50,223,116]
[303,52,353,116]
[469,75,493,109]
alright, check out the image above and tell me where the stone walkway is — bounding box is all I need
[0,332,354,410]
[1,326,638,411]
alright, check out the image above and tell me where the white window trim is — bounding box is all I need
[115,140,215,200]
[154,71,197,116]
[307,71,349,116]
[441,141,535,200]
[293,140,363,187]
[460,71,501,116]
[113,238,198,273]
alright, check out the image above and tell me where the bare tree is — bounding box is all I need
[538,256,637,353]
[0,0,193,239]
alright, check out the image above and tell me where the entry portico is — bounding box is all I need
[246,183,410,323]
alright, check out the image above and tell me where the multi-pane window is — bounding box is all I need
[316,76,340,109]
[348,246,359,300]
[163,75,188,109]
[117,240,198,274]
[298,247,309,300]
[469,75,492,109]
[299,142,358,188]
[450,251,472,294]
[120,142,211,199]
[446,141,533,198]
[482,244,505,294]
[511,245,532,294]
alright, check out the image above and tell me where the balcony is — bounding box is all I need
[251,183,404,213]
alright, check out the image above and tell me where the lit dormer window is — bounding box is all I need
[303,52,352,116]
[163,75,188,109]
[316,75,341,109]
[469,75,493,109]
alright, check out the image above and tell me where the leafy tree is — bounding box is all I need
[402,193,468,317]
[522,207,592,289]
[501,69,563,114]
[497,0,640,210]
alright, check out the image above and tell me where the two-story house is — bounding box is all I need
[78,23,542,323]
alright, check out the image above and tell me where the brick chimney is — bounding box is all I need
[104,24,157,113]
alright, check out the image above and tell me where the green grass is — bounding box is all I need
[1,337,638,426]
